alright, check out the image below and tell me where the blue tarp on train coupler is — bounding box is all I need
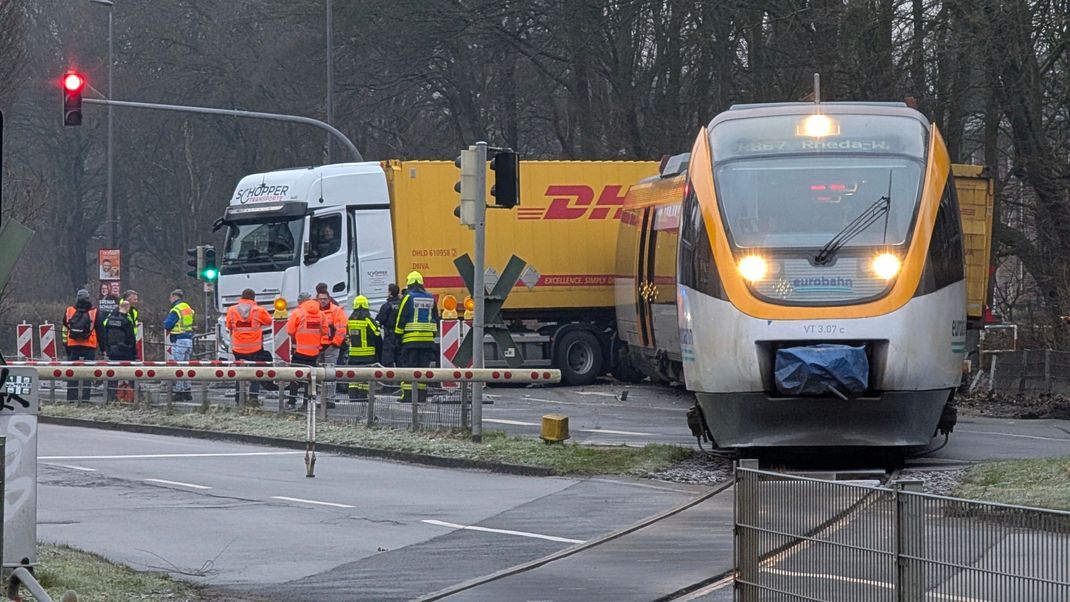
[774,344,869,397]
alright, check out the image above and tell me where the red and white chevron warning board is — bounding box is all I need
[38,323,57,361]
[272,319,290,363]
[16,322,33,360]
[439,319,472,369]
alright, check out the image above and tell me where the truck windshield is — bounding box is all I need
[222,217,303,273]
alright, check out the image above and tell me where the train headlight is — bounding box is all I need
[871,253,902,280]
[738,255,769,282]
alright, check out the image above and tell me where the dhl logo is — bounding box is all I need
[517,185,629,221]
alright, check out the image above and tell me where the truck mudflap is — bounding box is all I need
[774,344,869,398]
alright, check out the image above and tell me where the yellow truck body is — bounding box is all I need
[952,164,995,323]
[384,160,660,311]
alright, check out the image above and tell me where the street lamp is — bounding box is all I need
[325,0,334,163]
[89,0,114,250]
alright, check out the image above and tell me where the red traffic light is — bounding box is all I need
[63,72,85,92]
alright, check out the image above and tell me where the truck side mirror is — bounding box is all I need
[303,241,317,265]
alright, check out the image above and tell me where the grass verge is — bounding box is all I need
[953,457,1070,512]
[41,404,691,477]
[29,543,205,601]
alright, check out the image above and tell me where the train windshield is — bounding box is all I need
[221,217,304,274]
[710,114,928,250]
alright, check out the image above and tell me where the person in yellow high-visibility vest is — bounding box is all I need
[163,289,196,400]
[394,271,438,402]
[346,295,381,401]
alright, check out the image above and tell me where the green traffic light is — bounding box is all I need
[202,267,218,281]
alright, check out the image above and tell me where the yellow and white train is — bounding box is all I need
[617,102,974,450]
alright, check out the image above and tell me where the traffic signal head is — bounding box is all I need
[62,70,85,127]
[455,148,479,228]
[186,247,204,280]
[489,150,519,208]
[201,246,218,282]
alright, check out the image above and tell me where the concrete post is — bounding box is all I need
[471,141,488,443]
[365,381,376,428]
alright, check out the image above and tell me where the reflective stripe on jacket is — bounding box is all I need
[226,299,272,355]
[394,288,437,345]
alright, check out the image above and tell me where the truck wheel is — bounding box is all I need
[554,330,603,386]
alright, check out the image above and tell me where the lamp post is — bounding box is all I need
[325,0,334,164]
[89,0,114,249]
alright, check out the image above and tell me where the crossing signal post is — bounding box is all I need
[62,71,85,127]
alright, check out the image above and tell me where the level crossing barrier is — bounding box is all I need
[26,361,560,477]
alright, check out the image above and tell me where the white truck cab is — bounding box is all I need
[214,162,395,357]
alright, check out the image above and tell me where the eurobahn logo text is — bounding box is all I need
[517,185,629,220]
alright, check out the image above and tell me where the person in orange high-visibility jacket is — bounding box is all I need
[285,293,329,409]
[226,288,273,403]
[62,288,104,402]
[314,283,347,366]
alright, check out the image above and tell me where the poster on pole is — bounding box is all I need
[98,249,121,281]
[98,281,120,315]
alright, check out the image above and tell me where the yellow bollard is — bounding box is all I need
[540,414,570,443]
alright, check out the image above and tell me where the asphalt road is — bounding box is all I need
[37,424,706,600]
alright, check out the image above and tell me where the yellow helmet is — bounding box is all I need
[406,271,424,286]
[352,295,369,309]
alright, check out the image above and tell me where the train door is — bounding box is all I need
[614,206,644,348]
[650,204,681,358]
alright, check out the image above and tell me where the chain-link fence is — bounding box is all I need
[975,350,1070,396]
[734,463,1070,601]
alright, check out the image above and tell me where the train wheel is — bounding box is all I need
[555,330,603,386]
[611,347,646,384]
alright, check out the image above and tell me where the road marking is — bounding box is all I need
[271,496,354,509]
[144,479,212,490]
[578,428,651,436]
[574,391,618,397]
[959,429,1070,442]
[484,418,540,426]
[422,519,584,544]
[41,463,96,472]
[41,451,305,460]
[762,569,985,602]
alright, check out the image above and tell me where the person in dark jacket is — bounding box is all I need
[100,299,137,401]
[375,283,402,367]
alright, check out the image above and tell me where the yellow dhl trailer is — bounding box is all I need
[952,164,996,326]
[384,160,658,310]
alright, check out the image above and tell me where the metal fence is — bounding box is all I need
[976,350,1070,396]
[734,463,1070,601]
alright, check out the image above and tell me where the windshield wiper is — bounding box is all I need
[814,171,894,265]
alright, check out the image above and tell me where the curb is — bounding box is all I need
[40,416,554,477]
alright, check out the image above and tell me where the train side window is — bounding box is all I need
[926,175,965,289]
[679,188,722,297]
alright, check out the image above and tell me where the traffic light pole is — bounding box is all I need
[83,98,363,162]
[471,141,487,443]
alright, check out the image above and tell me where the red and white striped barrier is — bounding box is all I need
[16,322,33,360]
[272,319,290,363]
[27,363,561,385]
[38,323,57,361]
